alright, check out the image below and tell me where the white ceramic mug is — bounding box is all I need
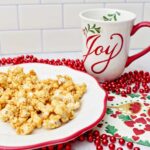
[79,8,150,82]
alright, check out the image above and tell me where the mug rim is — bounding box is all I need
[79,8,136,23]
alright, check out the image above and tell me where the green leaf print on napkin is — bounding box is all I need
[105,125,118,135]
[137,140,150,147]
[123,136,134,142]
[147,95,150,100]
[118,114,132,121]
[129,94,140,98]
[106,108,113,114]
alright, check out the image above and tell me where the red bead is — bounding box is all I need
[102,139,108,146]
[104,86,109,91]
[117,147,123,150]
[7,57,12,64]
[119,138,125,145]
[65,143,71,150]
[95,135,101,141]
[29,55,33,59]
[127,142,134,149]
[128,71,133,76]
[145,72,149,76]
[132,87,138,93]
[142,82,147,87]
[75,59,80,62]
[94,139,100,146]
[41,147,47,150]
[133,147,140,150]
[2,58,6,62]
[121,83,126,88]
[87,135,93,142]
[47,146,54,150]
[139,70,144,75]
[121,91,127,97]
[78,135,85,141]
[101,134,108,139]
[109,136,116,143]
[33,57,38,62]
[131,77,135,82]
[57,144,63,150]
[93,130,100,137]
[96,145,103,150]
[25,55,29,59]
[13,58,18,64]
[144,87,149,93]
[126,87,131,94]
[115,88,120,95]
[62,58,66,62]
[108,143,115,150]
[139,89,144,93]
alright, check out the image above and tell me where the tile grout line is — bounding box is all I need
[0,1,144,6]
[0,27,80,32]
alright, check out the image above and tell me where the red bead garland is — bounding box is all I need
[0,55,144,150]
[101,70,150,96]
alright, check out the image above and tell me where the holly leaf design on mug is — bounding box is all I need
[103,16,111,21]
[103,11,121,21]
[83,24,101,36]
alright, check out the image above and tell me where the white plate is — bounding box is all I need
[0,63,107,150]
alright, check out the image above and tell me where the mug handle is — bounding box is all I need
[125,21,150,67]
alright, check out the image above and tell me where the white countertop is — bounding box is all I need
[0,50,149,150]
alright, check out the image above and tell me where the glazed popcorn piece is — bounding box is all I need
[0,67,87,135]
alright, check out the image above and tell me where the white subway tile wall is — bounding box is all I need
[0,0,40,4]
[19,5,62,29]
[0,31,41,54]
[0,0,149,54]
[144,3,150,20]
[43,29,81,52]
[0,6,18,30]
[64,3,104,27]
